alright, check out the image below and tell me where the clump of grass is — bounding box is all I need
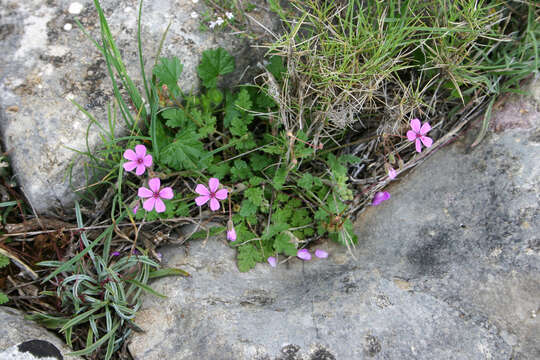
[264,0,538,208]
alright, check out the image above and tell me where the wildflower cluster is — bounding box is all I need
[115,48,436,272]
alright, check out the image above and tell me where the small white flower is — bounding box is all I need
[215,16,224,26]
[225,12,234,20]
[192,0,199,3]
[190,11,198,19]
[209,21,217,29]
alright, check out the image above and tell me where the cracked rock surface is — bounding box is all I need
[128,83,539,359]
[0,0,276,213]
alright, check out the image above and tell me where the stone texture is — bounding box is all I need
[128,83,539,359]
[0,0,276,213]
[0,306,82,359]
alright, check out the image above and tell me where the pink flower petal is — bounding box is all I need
[315,249,328,259]
[208,178,220,193]
[227,228,237,241]
[209,197,220,211]
[123,161,137,172]
[195,195,210,206]
[388,167,397,180]
[123,149,137,161]
[159,187,174,199]
[195,184,210,196]
[372,191,391,206]
[267,256,277,267]
[421,136,433,148]
[215,188,228,200]
[410,118,421,133]
[133,205,139,215]
[143,154,153,167]
[297,249,311,260]
[148,178,161,193]
[135,144,147,157]
[415,138,422,153]
[154,198,166,213]
[420,122,431,135]
[135,163,146,176]
[138,187,153,198]
[143,197,156,211]
[407,130,416,141]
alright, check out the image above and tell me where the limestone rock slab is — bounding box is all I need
[0,0,275,213]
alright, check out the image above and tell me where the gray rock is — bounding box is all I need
[0,306,82,359]
[0,0,277,213]
[1,340,63,360]
[128,82,539,359]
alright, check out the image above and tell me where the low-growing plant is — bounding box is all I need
[29,202,188,359]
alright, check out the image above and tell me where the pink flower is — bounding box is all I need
[195,178,228,211]
[315,249,328,259]
[227,229,236,241]
[372,191,390,206]
[406,119,433,153]
[267,256,277,267]
[138,178,174,213]
[297,249,311,260]
[226,219,236,241]
[132,204,139,215]
[388,166,397,180]
[123,145,153,175]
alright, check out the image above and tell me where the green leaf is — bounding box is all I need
[249,154,272,172]
[267,55,286,82]
[249,176,265,186]
[272,166,288,190]
[298,173,314,191]
[209,162,231,178]
[125,279,167,298]
[245,187,264,206]
[197,48,235,88]
[0,291,8,305]
[207,88,224,105]
[239,199,258,217]
[262,223,289,240]
[273,233,297,256]
[230,89,254,138]
[153,57,183,97]
[338,154,362,164]
[237,243,261,272]
[230,160,252,181]
[149,268,190,279]
[235,88,253,110]
[160,130,204,170]
[0,254,9,268]
[162,108,187,129]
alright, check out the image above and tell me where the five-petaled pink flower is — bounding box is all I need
[267,256,277,267]
[124,144,153,175]
[407,119,433,153]
[138,178,174,213]
[297,249,311,260]
[372,191,390,206]
[195,178,228,211]
[315,249,328,259]
[388,166,397,180]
